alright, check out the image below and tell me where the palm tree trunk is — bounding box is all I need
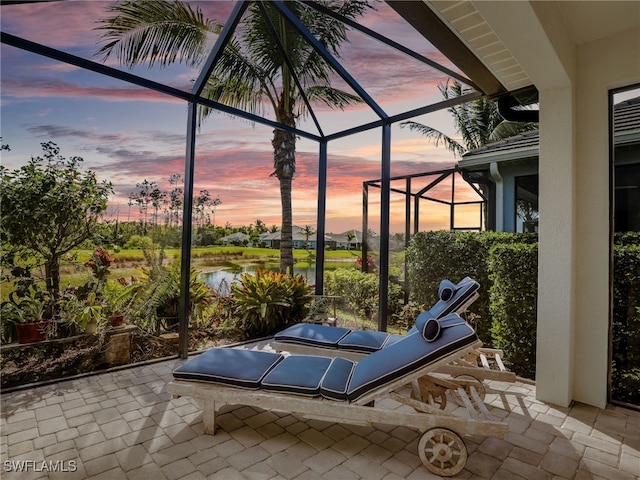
[272,124,296,274]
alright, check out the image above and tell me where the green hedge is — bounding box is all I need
[406,231,536,342]
[488,243,538,379]
[406,230,640,390]
[611,242,640,405]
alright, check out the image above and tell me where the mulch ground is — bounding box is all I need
[0,328,244,390]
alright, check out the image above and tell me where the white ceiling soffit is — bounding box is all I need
[425,0,532,92]
[423,1,640,94]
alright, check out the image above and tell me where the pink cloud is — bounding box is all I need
[2,77,186,103]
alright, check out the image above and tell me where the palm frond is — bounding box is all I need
[400,121,466,157]
[304,85,362,110]
[95,0,222,68]
[489,121,538,142]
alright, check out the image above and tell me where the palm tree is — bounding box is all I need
[301,224,315,250]
[95,0,371,273]
[401,80,537,156]
[345,230,355,250]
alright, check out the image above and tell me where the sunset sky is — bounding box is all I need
[0,0,483,234]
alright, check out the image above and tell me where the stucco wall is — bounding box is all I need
[572,28,640,407]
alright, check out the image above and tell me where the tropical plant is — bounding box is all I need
[231,268,312,338]
[400,80,538,157]
[1,287,50,325]
[0,142,113,294]
[308,296,330,319]
[95,0,372,273]
[115,263,215,335]
[1,287,51,343]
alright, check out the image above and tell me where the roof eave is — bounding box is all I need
[459,145,539,167]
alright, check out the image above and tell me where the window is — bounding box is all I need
[515,174,539,233]
[614,163,640,232]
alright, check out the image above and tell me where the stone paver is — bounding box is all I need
[1,356,639,480]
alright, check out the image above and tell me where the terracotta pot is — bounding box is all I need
[16,320,49,344]
[108,312,125,327]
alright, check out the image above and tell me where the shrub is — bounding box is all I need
[124,235,153,249]
[324,269,404,326]
[406,230,536,341]
[611,243,640,405]
[488,243,538,379]
[231,269,312,338]
[115,263,214,335]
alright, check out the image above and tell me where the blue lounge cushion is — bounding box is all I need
[346,321,478,401]
[420,313,468,342]
[438,279,456,301]
[428,277,480,319]
[320,357,356,400]
[274,323,350,348]
[173,348,283,389]
[261,355,332,396]
[338,330,390,352]
[383,334,405,348]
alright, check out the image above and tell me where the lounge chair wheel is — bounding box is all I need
[418,428,467,477]
[451,374,486,407]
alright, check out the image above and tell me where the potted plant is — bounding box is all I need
[108,310,125,328]
[1,288,51,344]
[308,297,330,322]
[77,292,106,334]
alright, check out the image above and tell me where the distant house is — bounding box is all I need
[330,229,363,250]
[460,96,640,233]
[221,232,250,246]
[260,226,337,250]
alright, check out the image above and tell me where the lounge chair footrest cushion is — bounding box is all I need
[274,323,350,348]
[173,348,284,389]
[261,355,332,396]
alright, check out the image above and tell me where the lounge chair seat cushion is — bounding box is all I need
[337,330,390,352]
[173,348,283,389]
[274,323,350,348]
[346,322,478,401]
[261,355,332,396]
[320,357,356,400]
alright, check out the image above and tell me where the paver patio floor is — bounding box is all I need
[2,348,639,479]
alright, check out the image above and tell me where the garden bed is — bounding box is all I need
[0,327,244,390]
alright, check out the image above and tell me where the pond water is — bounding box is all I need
[200,264,328,294]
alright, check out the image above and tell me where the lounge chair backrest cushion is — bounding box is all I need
[423,277,480,320]
[438,279,456,301]
[419,313,468,342]
[346,321,478,401]
[173,348,283,389]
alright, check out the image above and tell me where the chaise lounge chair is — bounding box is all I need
[271,277,515,398]
[273,277,480,358]
[168,312,509,477]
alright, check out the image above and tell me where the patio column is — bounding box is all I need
[536,86,576,407]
